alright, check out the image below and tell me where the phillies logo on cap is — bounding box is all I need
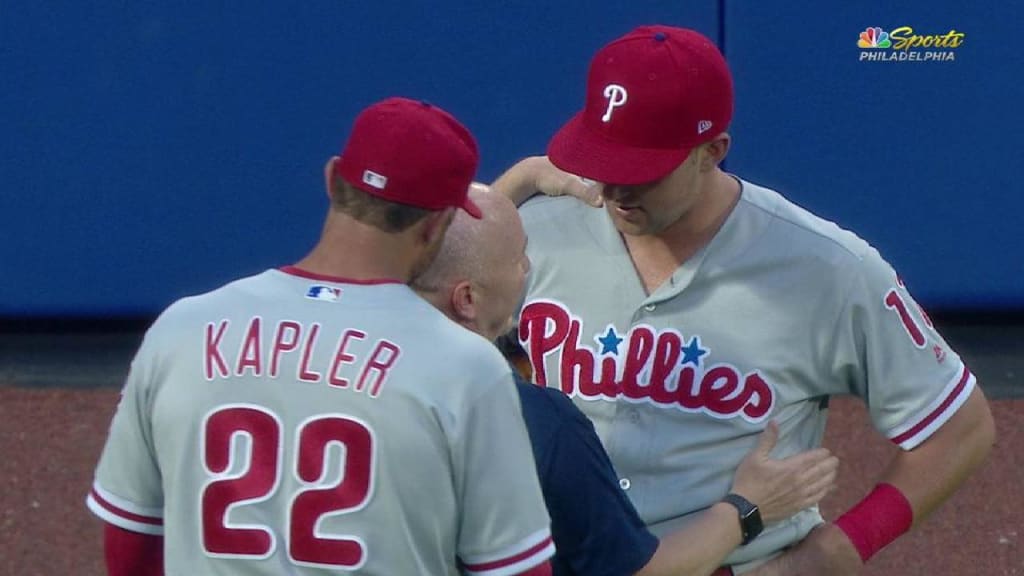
[601,84,628,122]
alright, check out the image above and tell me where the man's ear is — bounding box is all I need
[701,133,731,171]
[449,280,477,323]
[421,207,456,246]
[324,156,341,199]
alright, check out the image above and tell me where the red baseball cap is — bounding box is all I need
[548,26,734,185]
[336,97,482,218]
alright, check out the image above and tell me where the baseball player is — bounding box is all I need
[492,26,996,575]
[86,97,554,576]
[413,184,838,576]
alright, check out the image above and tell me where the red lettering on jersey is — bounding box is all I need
[650,331,682,395]
[236,317,264,377]
[298,323,322,383]
[884,290,927,348]
[620,327,655,399]
[519,301,776,422]
[329,329,367,388]
[701,366,744,415]
[741,373,773,420]
[205,320,231,380]
[356,340,400,398]
[562,320,618,397]
[270,321,302,378]
[672,367,701,408]
[520,301,571,387]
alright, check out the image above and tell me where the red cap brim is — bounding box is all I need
[547,112,692,185]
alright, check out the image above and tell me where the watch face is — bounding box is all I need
[724,494,763,544]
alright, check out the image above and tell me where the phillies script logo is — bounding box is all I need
[519,301,775,422]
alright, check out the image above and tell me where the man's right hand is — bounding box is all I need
[490,156,604,207]
[730,421,839,523]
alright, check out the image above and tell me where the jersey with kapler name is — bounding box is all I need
[88,268,553,575]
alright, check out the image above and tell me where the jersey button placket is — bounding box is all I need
[619,477,631,491]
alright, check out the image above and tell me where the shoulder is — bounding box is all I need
[518,196,617,271]
[124,271,276,376]
[145,273,255,332]
[734,178,895,283]
[519,195,597,236]
[158,270,277,320]
[739,179,873,259]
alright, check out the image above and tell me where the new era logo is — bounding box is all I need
[362,170,388,189]
[697,120,713,134]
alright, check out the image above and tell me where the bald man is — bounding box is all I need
[412,185,838,576]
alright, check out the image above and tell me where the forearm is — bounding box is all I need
[104,523,164,576]
[826,386,996,564]
[490,156,546,206]
[875,386,995,525]
[637,503,742,576]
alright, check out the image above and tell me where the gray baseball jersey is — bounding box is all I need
[517,178,974,568]
[87,267,554,575]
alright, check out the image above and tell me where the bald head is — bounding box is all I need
[413,184,530,341]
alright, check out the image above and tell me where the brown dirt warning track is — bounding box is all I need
[1,386,1021,576]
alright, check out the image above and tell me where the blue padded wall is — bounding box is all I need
[1,1,716,316]
[7,2,1021,315]
[723,2,1023,309]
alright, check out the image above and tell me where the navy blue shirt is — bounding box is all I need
[515,376,659,576]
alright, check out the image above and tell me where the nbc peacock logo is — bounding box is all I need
[858,27,892,48]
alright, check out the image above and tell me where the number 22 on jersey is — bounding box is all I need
[200,404,376,570]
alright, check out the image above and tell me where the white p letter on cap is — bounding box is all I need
[602,84,628,122]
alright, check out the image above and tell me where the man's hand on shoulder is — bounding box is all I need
[491,156,603,207]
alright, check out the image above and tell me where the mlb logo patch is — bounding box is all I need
[362,170,388,190]
[306,285,342,302]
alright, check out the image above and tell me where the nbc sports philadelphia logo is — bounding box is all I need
[858,26,964,62]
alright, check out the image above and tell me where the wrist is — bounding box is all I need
[720,493,763,545]
[834,483,913,563]
[708,501,746,546]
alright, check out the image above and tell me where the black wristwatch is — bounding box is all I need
[721,493,763,545]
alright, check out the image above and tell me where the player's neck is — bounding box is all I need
[296,214,419,283]
[632,171,740,258]
[622,172,739,294]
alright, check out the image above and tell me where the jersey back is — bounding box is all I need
[88,268,553,575]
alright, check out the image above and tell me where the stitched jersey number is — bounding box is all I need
[884,277,933,349]
[201,405,374,569]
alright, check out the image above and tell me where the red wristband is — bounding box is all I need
[835,483,913,563]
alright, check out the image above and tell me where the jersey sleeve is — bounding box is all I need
[829,246,976,450]
[454,371,555,576]
[86,328,165,535]
[537,391,659,576]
